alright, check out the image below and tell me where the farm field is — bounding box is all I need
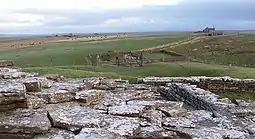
[1,32,255,100]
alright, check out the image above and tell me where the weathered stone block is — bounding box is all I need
[158,107,188,117]
[108,104,146,117]
[104,116,141,137]
[26,95,47,109]
[163,117,196,128]
[127,100,183,109]
[75,89,103,105]
[137,126,177,139]
[0,60,14,67]
[45,102,107,130]
[0,82,27,111]
[33,128,75,139]
[0,109,51,135]
[74,128,124,139]
[23,81,42,92]
[140,110,163,127]
[30,88,74,104]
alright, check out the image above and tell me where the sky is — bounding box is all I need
[0,0,254,34]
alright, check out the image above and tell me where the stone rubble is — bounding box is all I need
[0,67,254,139]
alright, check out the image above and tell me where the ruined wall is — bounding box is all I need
[158,83,235,117]
[138,76,255,92]
[0,60,14,67]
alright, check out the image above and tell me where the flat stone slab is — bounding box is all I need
[137,125,177,139]
[140,110,163,127]
[177,127,251,139]
[163,117,196,128]
[33,128,75,139]
[0,109,51,134]
[45,102,105,131]
[186,110,213,123]
[74,128,124,139]
[0,81,26,94]
[29,87,74,104]
[21,77,54,89]
[104,116,141,137]
[158,107,188,117]
[108,104,146,117]
[127,100,183,108]
[75,89,104,105]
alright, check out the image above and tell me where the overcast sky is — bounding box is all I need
[0,0,254,34]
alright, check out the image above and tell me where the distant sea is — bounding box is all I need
[1,30,254,38]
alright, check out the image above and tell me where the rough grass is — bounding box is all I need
[23,62,255,79]
[0,36,187,67]
[215,92,255,100]
[170,33,255,67]
[144,53,171,59]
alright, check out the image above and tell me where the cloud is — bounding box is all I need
[0,0,254,34]
[0,0,179,33]
[1,0,179,12]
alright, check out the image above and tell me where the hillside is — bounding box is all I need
[170,33,255,67]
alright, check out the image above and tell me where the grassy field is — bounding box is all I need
[1,32,255,100]
[170,33,255,67]
[0,36,187,67]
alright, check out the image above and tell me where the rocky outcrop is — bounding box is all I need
[0,67,255,139]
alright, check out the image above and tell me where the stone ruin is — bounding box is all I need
[0,60,14,67]
[0,66,255,138]
[88,52,150,67]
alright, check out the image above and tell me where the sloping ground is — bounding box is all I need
[169,33,255,67]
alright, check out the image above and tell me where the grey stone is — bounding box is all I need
[26,95,47,109]
[33,128,75,139]
[158,107,188,117]
[74,128,124,139]
[104,116,141,137]
[163,117,196,128]
[0,81,27,111]
[75,89,104,105]
[23,81,42,92]
[140,110,163,127]
[137,125,177,139]
[0,109,51,134]
[108,104,146,117]
[127,100,183,108]
[30,88,74,104]
[177,127,251,139]
[45,102,106,130]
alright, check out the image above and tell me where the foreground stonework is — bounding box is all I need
[0,68,254,139]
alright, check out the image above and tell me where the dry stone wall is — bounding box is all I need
[138,76,255,92]
[0,60,14,67]
[0,67,254,139]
